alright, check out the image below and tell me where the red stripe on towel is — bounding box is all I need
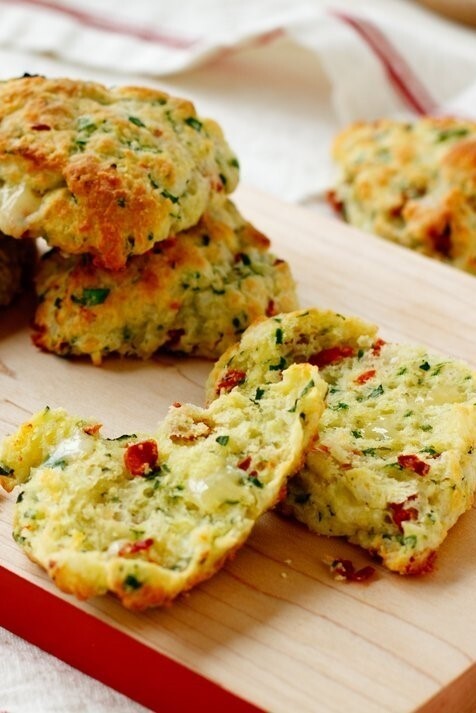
[333,11,436,115]
[0,0,198,50]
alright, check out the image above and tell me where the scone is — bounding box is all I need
[0,233,35,306]
[207,308,476,574]
[0,75,239,269]
[0,363,326,609]
[32,196,298,364]
[330,117,476,274]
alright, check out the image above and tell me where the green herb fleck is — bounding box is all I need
[185,116,203,131]
[71,287,110,307]
[404,535,417,548]
[330,402,349,411]
[161,189,179,204]
[362,447,377,456]
[229,157,240,168]
[396,366,407,376]
[269,356,287,371]
[368,384,384,398]
[216,435,229,446]
[16,491,24,503]
[275,328,283,344]
[419,361,431,372]
[254,387,265,401]
[249,476,263,488]
[404,410,413,418]
[351,429,363,439]
[436,127,469,142]
[129,116,146,128]
[421,424,433,432]
[300,380,315,398]
[357,349,364,360]
[420,446,439,456]
[123,574,142,591]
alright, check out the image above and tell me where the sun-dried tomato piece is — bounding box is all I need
[83,423,101,436]
[216,369,246,394]
[237,456,252,471]
[124,440,159,476]
[355,369,376,384]
[327,557,375,583]
[266,299,277,317]
[389,499,419,531]
[309,345,354,368]
[371,338,386,356]
[119,538,154,556]
[398,454,430,476]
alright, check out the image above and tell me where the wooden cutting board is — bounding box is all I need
[1,185,476,713]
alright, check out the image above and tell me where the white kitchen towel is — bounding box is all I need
[0,0,474,202]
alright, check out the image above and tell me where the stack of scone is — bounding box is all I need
[0,75,297,362]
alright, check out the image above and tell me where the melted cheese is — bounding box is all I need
[0,183,41,236]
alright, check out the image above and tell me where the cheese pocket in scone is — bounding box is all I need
[0,363,326,609]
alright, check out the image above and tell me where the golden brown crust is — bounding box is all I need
[0,76,239,269]
[32,197,297,363]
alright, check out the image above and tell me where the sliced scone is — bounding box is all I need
[0,75,239,270]
[32,196,297,364]
[330,117,476,274]
[208,308,476,574]
[0,363,326,609]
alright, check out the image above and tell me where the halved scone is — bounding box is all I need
[0,363,326,609]
[208,308,476,574]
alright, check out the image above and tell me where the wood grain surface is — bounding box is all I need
[1,185,476,713]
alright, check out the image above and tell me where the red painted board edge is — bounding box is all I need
[0,565,262,713]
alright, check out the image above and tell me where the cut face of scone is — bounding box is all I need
[32,196,298,364]
[207,308,476,574]
[0,233,35,306]
[330,117,476,274]
[0,363,326,610]
[0,76,239,269]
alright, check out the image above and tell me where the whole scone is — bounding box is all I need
[0,75,239,269]
[32,196,298,364]
[207,308,476,574]
[0,233,35,306]
[330,117,476,274]
[0,363,326,610]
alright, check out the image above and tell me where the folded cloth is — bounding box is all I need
[0,0,475,201]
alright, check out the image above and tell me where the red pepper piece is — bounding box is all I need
[119,538,154,556]
[266,299,277,317]
[83,423,101,436]
[31,123,51,131]
[389,500,419,531]
[124,440,158,476]
[371,339,386,356]
[355,369,376,384]
[329,558,375,582]
[398,454,430,476]
[216,369,246,394]
[237,456,252,471]
[326,189,344,216]
[309,345,354,368]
